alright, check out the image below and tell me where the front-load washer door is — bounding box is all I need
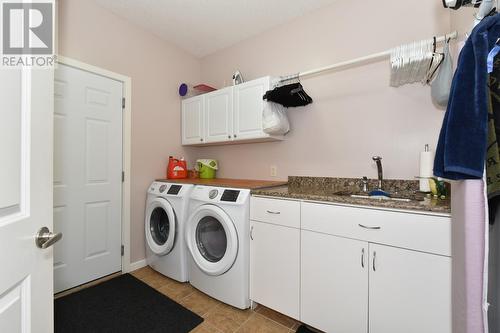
[145,198,176,255]
[186,205,238,276]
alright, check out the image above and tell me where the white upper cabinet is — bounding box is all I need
[205,87,233,143]
[233,76,270,140]
[181,95,204,145]
[181,77,284,146]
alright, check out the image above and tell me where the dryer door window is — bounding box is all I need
[145,198,176,255]
[186,205,238,276]
[196,216,227,263]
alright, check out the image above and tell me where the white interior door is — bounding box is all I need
[54,64,123,293]
[0,68,54,331]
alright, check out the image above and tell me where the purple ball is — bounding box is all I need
[179,83,188,96]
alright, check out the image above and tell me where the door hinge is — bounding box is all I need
[122,171,125,182]
[121,245,124,256]
[122,97,125,109]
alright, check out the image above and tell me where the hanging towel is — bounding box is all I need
[434,14,500,180]
[451,180,488,333]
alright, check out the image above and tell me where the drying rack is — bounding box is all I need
[279,31,459,83]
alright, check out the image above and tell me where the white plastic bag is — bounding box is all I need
[431,41,453,108]
[263,102,290,135]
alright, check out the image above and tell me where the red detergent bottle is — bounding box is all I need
[167,156,187,179]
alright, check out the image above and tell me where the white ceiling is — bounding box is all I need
[93,0,336,58]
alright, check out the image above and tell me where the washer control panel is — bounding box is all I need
[209,189,219,199]
[167,185,182,195]
[148,182,186,196]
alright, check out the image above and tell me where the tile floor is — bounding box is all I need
[130,266,303,333]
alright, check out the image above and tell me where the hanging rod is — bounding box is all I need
[279,31,459,83]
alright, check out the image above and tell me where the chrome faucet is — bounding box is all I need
[372,156,383,190]
[360,176,369,193]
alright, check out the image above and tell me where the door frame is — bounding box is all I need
[55,56,133,273]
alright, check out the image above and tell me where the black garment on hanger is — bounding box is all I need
[263,82,313,108]
[487,51,500,224]
[442,0,482,10]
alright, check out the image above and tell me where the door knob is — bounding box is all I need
[35,227,62,249]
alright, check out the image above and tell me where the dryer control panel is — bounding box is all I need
[221,190,240,202]
[190,185,250,205]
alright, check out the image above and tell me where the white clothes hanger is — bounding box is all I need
[474,0,498,26]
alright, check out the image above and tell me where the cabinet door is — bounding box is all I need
[181,96,204,145]
[301,230,368,333]
[369,244,451,333]
[233,77,270,140]
[250,220,300,320]
[205,88,233,143]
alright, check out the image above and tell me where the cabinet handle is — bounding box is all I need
[200,138,203,142]
[358,224,381,230]
[228,135,231,139]
[250,226,254,240]
[372,251,377,271]
[234,134,237,138]
[361,248,365,268]
[266,210,281,215]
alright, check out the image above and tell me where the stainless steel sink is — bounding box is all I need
[333,191,422,202]
[349,194,413,202]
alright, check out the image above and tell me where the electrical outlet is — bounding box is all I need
[270,165,277,177]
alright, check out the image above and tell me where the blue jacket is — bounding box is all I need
[434,14,500,179]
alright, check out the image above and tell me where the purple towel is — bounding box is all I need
[452,180,488,333]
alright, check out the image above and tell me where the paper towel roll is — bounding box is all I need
[419,147,435,192]
[420,151,434,177]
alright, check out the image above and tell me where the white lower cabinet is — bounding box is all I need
[249,197,451,332]
[301,230,368,333]
[368,244,452,333]
[250,220,300,320]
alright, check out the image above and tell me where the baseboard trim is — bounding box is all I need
[128,259,147,272]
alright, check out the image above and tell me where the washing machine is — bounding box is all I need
[185,185,251,309]
[145,181,193,282]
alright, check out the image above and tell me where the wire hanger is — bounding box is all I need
[264,73,313,107]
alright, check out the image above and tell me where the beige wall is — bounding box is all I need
[58,0,201,262]
[59,0,454,263]
[196,0,451,181]
[450,7,475,37]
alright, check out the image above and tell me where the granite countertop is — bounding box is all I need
[155,178,287,190]
[251,177,451,215]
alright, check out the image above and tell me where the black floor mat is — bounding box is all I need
[296,324,320,333]
[55,273,203,333]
